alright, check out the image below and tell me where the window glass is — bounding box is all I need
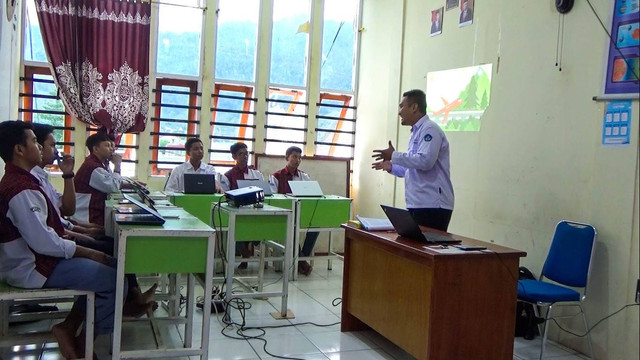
[264,88,307,155]
[157,85,192,169]
[269,0,311,87]
[320,0,358,92]
[215,0,259,82]
[30,74,67,144]
[157,0,203,76]
[23,0,47,62]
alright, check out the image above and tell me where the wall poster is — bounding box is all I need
[603,0,639,95]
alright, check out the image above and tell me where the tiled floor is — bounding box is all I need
[1,261,590,360]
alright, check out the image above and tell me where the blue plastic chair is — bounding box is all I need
[517,220,596,360]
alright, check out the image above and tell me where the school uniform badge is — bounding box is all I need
[424,134,432,142]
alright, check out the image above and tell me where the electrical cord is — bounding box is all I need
[548,303,639,337]
[213,296,342,360]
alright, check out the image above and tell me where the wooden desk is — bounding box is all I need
[340,226,526,360]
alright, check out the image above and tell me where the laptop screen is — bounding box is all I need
[237,179,273,196]
[287,181,324,197]
[123,194,164,220]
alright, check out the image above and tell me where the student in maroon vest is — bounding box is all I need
[0,121,119,359]
[221,142,264,269]
[268,146,319,276]
[73,132,126,227]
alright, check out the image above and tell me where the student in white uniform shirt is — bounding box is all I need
[164,137,220,193]
[372,89,455,231]
[30,123,103,237]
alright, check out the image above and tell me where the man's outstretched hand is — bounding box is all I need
[371,160,392,172]
[372,141,395,162]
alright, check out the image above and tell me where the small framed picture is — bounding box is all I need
[459,0,474,27]
[446,0,458,10]
[430,7,443,37]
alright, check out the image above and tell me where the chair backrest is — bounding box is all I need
[542,220,596,289]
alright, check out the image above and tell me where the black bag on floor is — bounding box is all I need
[515,266,540,340]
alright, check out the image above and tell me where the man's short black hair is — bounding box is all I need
[0,121,33,163]
[85,132,115,153]
[31,123,55,146]
[402,89,427,115]
[285,146,302,158]
[229,142,248,156]
[185,137,203,152]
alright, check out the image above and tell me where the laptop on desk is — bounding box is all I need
[287,180,324,197]
[237,179,273,196]
[114,194,165,226]
[184,173,216,194]
[380,205,461,244]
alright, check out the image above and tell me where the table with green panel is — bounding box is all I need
[290,195,352,280]
[110,208,215,359]
[219,203,294,319]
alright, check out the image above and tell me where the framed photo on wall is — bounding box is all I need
[459,0,474,27]
[430,7,443,36]
[446,0,458,10]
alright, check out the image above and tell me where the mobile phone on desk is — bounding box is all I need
[454,244,487,251]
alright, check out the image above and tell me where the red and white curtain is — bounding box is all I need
[35,0,151,135]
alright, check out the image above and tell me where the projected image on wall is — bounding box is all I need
[426,64,492,131]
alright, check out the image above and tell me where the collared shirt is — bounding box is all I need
[1,164,76,288]
[164,161,218,193]
[390,115,454,210]
[221,165,263,191]
[269,167,312,194]
[30,166,74,230]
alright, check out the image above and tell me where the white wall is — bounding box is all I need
[354,0,639,359]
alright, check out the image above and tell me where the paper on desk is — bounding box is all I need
[426,246,466,254]
[355,215,394,231]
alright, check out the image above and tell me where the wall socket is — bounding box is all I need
[636,279,640,304]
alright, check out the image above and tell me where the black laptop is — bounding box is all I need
[184,173,216,194]
[380,205,461,244]
[114,194,165,225]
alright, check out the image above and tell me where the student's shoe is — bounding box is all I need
[298,261,313,276]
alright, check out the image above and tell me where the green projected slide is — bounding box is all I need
[426,64,492,132]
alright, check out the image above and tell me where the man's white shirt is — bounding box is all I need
[164,161,218,193]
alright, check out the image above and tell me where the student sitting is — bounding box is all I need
[220,142,264,269]
[164,137,220,193]
[269,146,318,276]
[30,124,156,318]
[0,120,120,359]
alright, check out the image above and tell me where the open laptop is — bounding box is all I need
[287,180,324,197]
[184,173,216,194]
[237,179,273,196]
[114,194,166,225]
[380,205,461,244]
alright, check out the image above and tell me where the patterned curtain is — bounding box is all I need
[35,0,150,135]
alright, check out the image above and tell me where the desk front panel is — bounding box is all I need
[341,227,522,360]
[233,214,289,242]
[297,196,351,228]
[125,235,208,273]
[170,194,226,226]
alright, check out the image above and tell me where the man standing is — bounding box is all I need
[164,137,220,193]
[269,146,317,276]
[372,89,454,231]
